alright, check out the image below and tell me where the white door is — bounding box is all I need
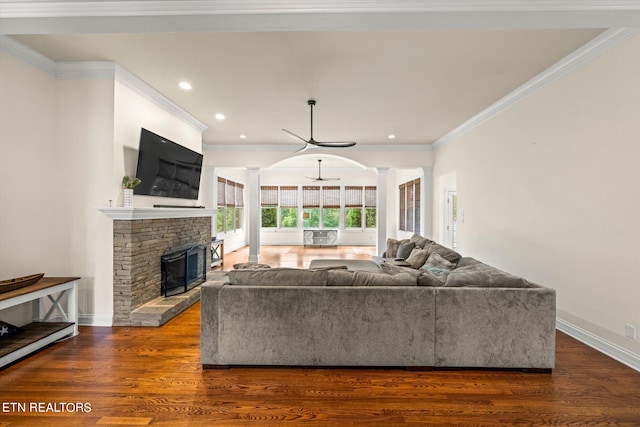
[444,191,457,249]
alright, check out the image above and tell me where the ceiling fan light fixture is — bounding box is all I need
[215,113,225,121]
[388,134,396,139]
[178,81,192,90]
[283,100,356,152]
[306,159,340,181]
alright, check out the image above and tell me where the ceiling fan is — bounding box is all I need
[306,159,340,181]
[283,100,357,152]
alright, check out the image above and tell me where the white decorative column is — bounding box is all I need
[376,167,389,256]
[421,167,434,239]
[203,166,217,236]
[247,167,261,262]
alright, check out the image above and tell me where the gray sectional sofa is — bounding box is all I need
[200,235,556,371]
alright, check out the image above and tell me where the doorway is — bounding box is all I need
[444,191,457,249]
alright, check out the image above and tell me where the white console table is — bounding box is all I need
[0,277,79,368]
[303,229,338,247]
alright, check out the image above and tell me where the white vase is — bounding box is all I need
[123,189,133,208]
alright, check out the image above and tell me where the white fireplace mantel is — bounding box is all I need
[98,207,216,220]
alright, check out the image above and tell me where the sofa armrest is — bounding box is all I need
[200,282,226,366]
[434,286,556,369]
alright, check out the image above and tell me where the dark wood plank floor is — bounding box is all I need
[1,246,639,426]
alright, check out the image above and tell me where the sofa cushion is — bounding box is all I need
[417,269,448,287]
[456,257,484,268]
[444,264,530,288]
[379,263,420,277]
[228,268,328,286]
[396,241,416,259]
[405,247,430,269]
[423,252,457,271]
[385,238,409,258]
[427,243,462,265]
[232,262,271,270]
[327,269,417,286]
[410,234,433,250]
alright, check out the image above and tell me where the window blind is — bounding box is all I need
[344,186,363,208]
[217,177,226,206]
[364,186,376,208]
[303,186,320,208]
[260,186,278,207]
[322,186,341,208]
[399,184,406,231]
[236,183,244,207]
[226,180,236,207]
[413,178,420,233]
[280,186,298,208]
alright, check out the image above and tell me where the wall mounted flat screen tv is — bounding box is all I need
[134,128,203,200]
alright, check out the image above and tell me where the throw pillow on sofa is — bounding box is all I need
[396,241,416,259]
[444,264,530,288]
[385,238,409,258]
[423,252,457,271]
[427,243,462,265]
[405,247,430,269]
[410,233,433,250]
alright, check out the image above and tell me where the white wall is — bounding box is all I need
[0,53,64,324]
[434,34,640,359]
[57,77,115,325]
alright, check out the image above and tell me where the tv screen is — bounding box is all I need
[134,128,203,200]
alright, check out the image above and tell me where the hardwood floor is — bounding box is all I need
[1,246,639,426]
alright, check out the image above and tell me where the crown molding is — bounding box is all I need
[56,61,116,79]
[433,27,640,149]
[114,65,208,132]
[2,1,640,18]
[3,1,640,34]
[0,35,56,75]
[0,36,207,132]
[203,143,433,152]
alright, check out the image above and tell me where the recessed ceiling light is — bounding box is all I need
[240,134,247,139]
[388,134,396,139]
[215,113,226,121]
[178,81,192,90]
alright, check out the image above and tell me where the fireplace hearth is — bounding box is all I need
[161,243,207,297]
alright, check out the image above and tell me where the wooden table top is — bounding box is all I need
[0,277,81,302]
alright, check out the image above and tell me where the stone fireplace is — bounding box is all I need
[103,209,212,326]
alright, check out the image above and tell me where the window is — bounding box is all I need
[344,186,377,229]
[365,186,377,228]
[322,186,340,228]
[256,185,376,231]
[217,177,226,234]
[217,177,244,234]
[279,186,298,228]
[260,186,278,228]
[303,186,320,228]
[344,186,363,228]
[399,178,420,233]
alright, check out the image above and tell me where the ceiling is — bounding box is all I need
[5,1,637,158]
[13,29,602,149]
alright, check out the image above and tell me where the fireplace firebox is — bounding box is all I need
[161,243,207,297]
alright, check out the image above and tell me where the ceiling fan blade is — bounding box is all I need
[295,143,312,153]
[282,129,308,143]
[313,141,357,148]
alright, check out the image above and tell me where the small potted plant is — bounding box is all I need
[122,176,141,208]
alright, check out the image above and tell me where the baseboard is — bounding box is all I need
[78,314,112,327]
[556,318,640,373]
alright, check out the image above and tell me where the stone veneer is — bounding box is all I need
[113,217,211,326]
